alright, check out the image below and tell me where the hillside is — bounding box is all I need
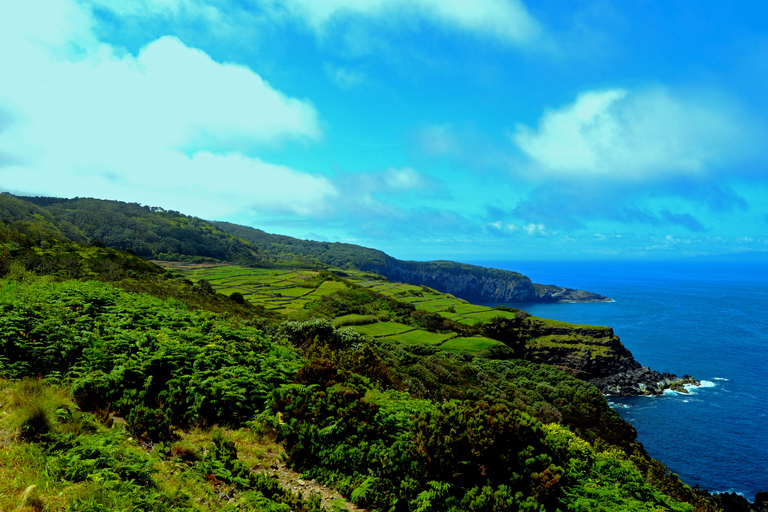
[0,193,750,511]
[214,220,610,303]
[7,195,608,304]
[17,195,269,266]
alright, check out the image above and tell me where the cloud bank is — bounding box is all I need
[276,0,543,47]
[513,86,762,182]
[0,0,332,220]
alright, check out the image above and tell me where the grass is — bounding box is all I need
[333,314,378,327]
[454,310,519,323]
[388,330,455,346]
[527,335,611,357]
[151,262,612,358]
[0,379,310,511]
[531,317,612,330]
[439,336,506,354]
[306,280,348,297]
[353,322,415,337]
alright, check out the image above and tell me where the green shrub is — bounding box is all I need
[3,379,72,441]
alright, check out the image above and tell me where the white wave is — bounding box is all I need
[713,377,729,381]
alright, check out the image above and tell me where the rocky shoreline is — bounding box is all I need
[589,367,701,396]
[514,320,698,397]
[694,488,768,512]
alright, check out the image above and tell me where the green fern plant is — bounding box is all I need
[350,475,377,504]
[414,481,452,512]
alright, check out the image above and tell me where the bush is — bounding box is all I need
[3,379,72,441]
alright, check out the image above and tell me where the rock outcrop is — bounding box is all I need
[492,317,697,396]
[693,488,768,512]
[589,368,699,396]
[365,258,611,304]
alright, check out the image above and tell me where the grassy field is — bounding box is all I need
[155,263,610,358]
[440,336,506,354]
[527,335,611,357]
[388,330,456,346]
[353,322,415,337]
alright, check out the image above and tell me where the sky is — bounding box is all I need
[1,0,767,261]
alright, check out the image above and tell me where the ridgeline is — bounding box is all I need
[8,194,608,304]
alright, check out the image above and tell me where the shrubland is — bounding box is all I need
[0,197,721,511]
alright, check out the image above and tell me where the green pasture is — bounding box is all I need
[532,317,612,330]
[162,262,610,359]
[332,314,379,327]
[527,335,611,356]
[265,286,313,298]
[440,336,506,354]
[389,330,455,346]
[453,303,492,314]
[455,309,519,324]
[306,280,348,297]
[353,322,415,337]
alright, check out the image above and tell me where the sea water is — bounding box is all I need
[471,259,768,501]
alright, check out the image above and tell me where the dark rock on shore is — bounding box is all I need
[589,368,700,396]
[497,318,700,396]
[693,487,768,512]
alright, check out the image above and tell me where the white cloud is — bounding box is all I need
[513,86,761,182]
[418,124,458,156]
[276,0,543,47]
[84,0,201,18]
[382,166,425,190]
[0,0,333,220]
[324,63,366,89]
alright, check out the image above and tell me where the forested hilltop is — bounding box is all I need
[10,195,607,304]
[1,192,756,511]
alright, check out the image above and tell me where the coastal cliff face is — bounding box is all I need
[366,258,611,304]
[492,318,696,396]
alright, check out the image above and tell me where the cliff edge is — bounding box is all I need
[364,258,611,304]
[484,314,696,396]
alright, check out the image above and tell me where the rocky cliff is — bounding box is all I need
[492,317,697,396]
[365,258,611,304]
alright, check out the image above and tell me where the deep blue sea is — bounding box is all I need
[470,259,768,501]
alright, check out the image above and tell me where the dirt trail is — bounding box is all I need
[254,460,367,512]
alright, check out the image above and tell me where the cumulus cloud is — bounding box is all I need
[0,0,332,220]
[513,86,763,182]
[340,166,430,198]
[275,0,543,47]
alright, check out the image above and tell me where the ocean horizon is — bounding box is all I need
[469,259,768,501]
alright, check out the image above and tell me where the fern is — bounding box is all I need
[318,421,339,437]
[414,481,452,512]
[350,475,377,504]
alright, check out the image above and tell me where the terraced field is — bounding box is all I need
[155,263,538,356]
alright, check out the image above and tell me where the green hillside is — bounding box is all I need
[19,196,269,266]
[0,194,724,511]
[7,194,608,304]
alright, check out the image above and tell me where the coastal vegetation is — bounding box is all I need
[0,194,728,511]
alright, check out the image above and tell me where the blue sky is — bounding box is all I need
[1,0,767,260]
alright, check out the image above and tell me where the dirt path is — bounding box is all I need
[253,460,367,511]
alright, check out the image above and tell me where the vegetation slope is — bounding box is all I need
[11,195,606,303]
[0,194,723,511]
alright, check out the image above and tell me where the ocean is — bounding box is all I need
[470,259,768,501]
